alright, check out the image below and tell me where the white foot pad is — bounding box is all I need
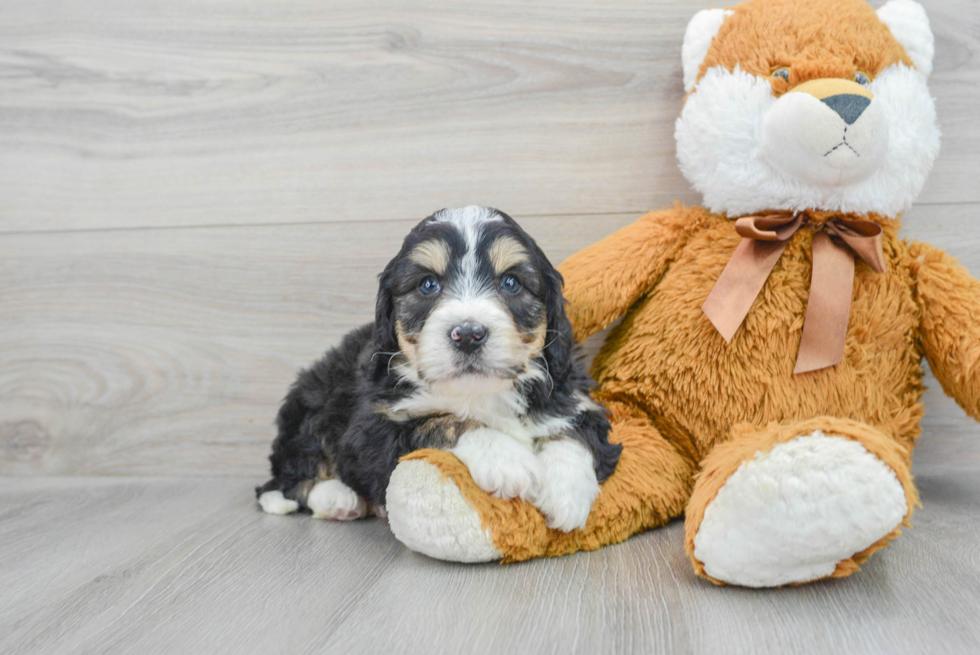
[451,428,542,501]
[258,490,300,515]
[693,432,908,587]
[387,459,501,562]
[534,439,599,532]
[307,479,368,521]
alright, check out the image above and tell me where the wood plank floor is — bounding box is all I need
[1,473,978,655]
[3,0,980,653]
[1,0,978,233]
[2,0,979,479]
[2,204,980,477]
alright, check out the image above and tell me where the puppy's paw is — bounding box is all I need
[452,428,542,501]
[307,479,369,521]
[534,439,599,532]
[258,490,300,515]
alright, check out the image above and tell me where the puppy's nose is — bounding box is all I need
[450,322,488,354]
[821,94,871,125]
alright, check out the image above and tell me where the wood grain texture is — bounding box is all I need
[1,475,978,655]
[0,0,977,233]
[0,213,635,476]
[2,2,979,652]
[2,204,979,477]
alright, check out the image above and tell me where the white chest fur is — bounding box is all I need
[387,374,573,448]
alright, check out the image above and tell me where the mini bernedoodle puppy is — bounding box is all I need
[256,206,621,532]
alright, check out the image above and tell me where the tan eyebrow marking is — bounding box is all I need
[487,236,529,275]
[522,317,547,352]
[408,239,450,275]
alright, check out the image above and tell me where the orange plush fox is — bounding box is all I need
[384,0,980,587]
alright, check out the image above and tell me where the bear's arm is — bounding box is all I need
[558,205,705,342]
[909,240,980,421]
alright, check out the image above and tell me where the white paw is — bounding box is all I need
[693,432,908,587]
[386,459,501,562]
[451,428,542,500]
[258,490,300,515]
[307,479,368,521]
[533,439,599,532]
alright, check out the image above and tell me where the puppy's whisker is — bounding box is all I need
[531,358,554,397]
[519,328,568,346]
[383,351,406,376]
[542,335,561,350]
[520,331,562,352]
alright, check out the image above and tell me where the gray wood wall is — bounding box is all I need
[2,0,978,478]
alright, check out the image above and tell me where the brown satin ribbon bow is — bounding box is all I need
[701,212,887,374]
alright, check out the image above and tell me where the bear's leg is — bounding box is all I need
[685,417,918,588]
[386,401,696,563]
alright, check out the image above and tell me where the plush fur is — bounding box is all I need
[675,0,940,218]
[257,206,620,531]
[380,0,980,586]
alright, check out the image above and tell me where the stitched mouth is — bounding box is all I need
[823,126,860,157]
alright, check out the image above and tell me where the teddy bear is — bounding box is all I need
[382,0,980,587]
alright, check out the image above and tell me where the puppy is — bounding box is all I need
[256,206,621,532]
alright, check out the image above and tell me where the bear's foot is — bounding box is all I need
[386,406,697,563]
[686,420,917,587]
[386,459,501,562]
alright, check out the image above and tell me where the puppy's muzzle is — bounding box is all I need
[450,322,488,354]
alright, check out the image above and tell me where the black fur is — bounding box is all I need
[257,209,621,511]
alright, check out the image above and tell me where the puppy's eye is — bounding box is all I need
[500,275,522,294]
[771,67,790,82]
[854,71,871,87]
[418,276,441,296]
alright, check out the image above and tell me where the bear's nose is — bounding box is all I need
[821,94,871,125]
[450,322,488,354]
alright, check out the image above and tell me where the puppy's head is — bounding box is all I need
[374,206,571,390]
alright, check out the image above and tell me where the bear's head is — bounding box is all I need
[675,0,940,218]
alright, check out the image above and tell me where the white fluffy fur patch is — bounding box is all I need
[258,490,299,515]
[682,8,734,93]
[692,431,908,588]
[877,0,934,78]
[451,427,542,500]
[307,479,368,521]
[675,63,940,218]
[387,459,501,562]
[534,438,599,532]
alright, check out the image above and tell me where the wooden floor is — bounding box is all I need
[1,473,979,655]
[2,0,980,653]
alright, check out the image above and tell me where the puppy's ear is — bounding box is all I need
[537,247,575,384]
[373,257,400,373]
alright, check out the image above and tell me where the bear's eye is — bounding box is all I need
[771,67,790,82]
[854,71,871,87]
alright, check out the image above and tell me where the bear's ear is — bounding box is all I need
[877,0,934,78]
[682,8,733,93]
